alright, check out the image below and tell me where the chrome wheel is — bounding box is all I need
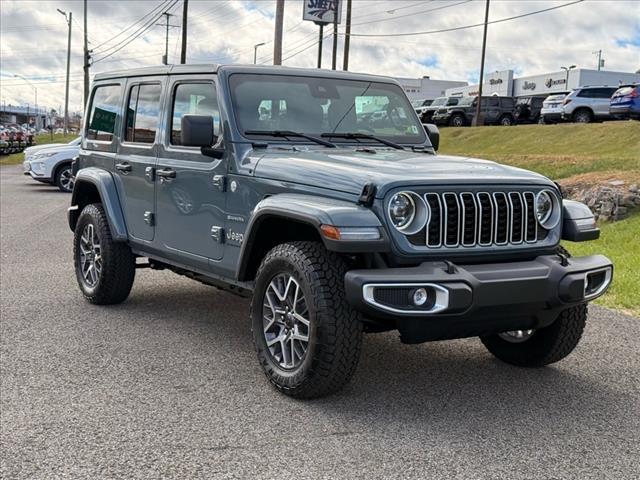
[262,273,310,370]
[79,223,102,288]
[498,329,535,343]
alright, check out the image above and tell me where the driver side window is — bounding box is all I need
[171,83,220,145]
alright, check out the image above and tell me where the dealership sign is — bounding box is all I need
[303,0,342,24]
[545,77,566,88]
[522,81,536,91]
[489,78,503,85]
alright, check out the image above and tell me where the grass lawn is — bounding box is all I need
[0,133,78,166]
[439,121,640,180]
[564,213,640,317]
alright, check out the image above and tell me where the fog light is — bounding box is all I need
[411,288,428,306]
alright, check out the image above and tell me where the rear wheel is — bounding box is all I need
[480,304,587,367]
[74,203,136,304]
[251,241,363,398]
[499,114,514,126]
[573,108,593,123]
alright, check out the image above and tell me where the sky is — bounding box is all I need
[1,0,639,115]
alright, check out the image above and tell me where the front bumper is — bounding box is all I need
[345,254,612,343]
[431,114,451,125]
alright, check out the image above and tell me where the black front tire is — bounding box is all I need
[480,304,587,367]
[74,203,136,304]
[251,241,363,399]
[499,114,514,126]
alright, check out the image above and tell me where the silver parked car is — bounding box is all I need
[540,93,568,124]
[561,86,619,123]
[23,137,80,192]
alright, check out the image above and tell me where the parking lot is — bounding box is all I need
[1,164,639,479]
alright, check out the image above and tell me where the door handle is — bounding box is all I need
[115,162,132,173]
[156,168,176,179]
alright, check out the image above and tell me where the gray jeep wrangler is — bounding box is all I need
[69,65,612,398]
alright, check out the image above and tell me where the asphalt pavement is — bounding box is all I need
[1,165,639,479]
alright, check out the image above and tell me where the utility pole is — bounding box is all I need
[317,24,324,68]
[342,0,352,71]
[273,0,284,65]
[57,9,72,135]
[158,12,179,65]
[472,0,489,127]
[83,0,90,109]
[254,42,266,64]
[180,0,188,64]
[593,50,603,70]
[331,0,340,70]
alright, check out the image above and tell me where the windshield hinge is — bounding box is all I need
[358,183,377,207]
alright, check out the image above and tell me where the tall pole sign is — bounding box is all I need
[303,1,341,69]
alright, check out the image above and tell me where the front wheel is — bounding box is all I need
[251,242,363,399]
[74,203,136,304]
[480,304,587,367]
[55,163,74,192]
[499,114,514,126]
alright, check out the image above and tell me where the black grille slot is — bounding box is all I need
[460,193,477,246]
[523,192,537,242]
[373,287,413,308]
[443,193,460,246]
[493,193,509,244]
[478,193,493,245]
[425,194,442,246]
[509,192,524,243]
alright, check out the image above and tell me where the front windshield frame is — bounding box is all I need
[458,96,476,106]
[228,73,428,146]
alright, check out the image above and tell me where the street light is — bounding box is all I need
[561,65,576,88]
[58,8,72,135]
[253,42,266,64]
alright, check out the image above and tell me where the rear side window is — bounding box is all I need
[87,84,121,141]
[502,98,514,108]
[170,83,219,145]
[125,83,162,144]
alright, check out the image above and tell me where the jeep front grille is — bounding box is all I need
[408,191,547,248]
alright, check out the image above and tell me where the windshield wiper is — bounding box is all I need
[320,132,405,150]
[244,130,336,148]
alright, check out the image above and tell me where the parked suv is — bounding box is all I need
[609,84,640,120]
[23,137,80,192]
[418,96,459,123]
[514,96,544,124]
[432,95,515,126]
[69,65,611,398]
[561,86,618,123]
[540,93,568,124]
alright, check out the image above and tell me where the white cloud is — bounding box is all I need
[1,0,638,114]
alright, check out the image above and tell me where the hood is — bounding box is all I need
[252,147,554,197]
[24,143,65,154]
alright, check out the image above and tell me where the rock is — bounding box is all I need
[600,201,615,215]
[609,180,625,186]
[629,184,639,193]
[621,194,638,206]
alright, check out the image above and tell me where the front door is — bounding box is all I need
[114,81,163,242]
[154,77,226,270]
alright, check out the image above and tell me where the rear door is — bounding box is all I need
[484,97,500,124]
[154,76,226,270]
[592,87,617,116]
[114,80,164,242]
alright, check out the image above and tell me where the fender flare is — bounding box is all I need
[236,193,388,281]
[68,167,128,241]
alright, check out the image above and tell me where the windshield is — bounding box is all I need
[458,96,476,106]
[230,74,427,145]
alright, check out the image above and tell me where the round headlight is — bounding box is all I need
[535,190,560,229]
[388,192,415,230]
[388,191,429,235]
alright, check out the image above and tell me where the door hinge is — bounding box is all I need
[145,166,155,182]
[212,175,226,192]
[210,226,225,243]
[143,211,155,226]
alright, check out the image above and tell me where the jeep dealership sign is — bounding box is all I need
[303,0,342,25]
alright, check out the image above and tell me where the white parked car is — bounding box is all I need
[23,137,80,192]
[540,93,568,124]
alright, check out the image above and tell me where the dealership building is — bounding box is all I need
[444,68,640,98]
[395,76,468,102]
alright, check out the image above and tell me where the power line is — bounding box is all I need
[351,0,472,26]
[345,0,585,37]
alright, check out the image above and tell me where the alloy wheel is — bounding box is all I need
[498,329,535,343]
[79,223,102,288]
[262,273,310,369]
[59,167,75,192]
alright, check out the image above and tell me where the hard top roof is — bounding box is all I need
[92,64,400,85]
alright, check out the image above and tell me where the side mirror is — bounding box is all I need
[181,114,215,147]
[423,123,440,151]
